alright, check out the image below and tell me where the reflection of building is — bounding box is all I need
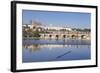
[23,44,90,52]
[23,20,91,40]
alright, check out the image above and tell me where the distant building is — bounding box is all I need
[22,20,91,40]
[22,21,72,31]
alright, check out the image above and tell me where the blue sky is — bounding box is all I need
[22,10,91,29]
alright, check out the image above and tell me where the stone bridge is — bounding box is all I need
[39,31,90,40]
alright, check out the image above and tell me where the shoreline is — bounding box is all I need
[23,37,91,40]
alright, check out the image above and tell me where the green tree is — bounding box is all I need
[33,29,40,37]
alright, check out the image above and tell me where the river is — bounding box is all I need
[22,39,91,63]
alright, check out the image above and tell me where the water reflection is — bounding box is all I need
[22,39,91,62]
[23,44,90,52]
[23,44,41,52]
[23,39,90,45]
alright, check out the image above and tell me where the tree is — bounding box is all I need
[32,29,40,37]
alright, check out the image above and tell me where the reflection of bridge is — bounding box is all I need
[23,44,90,52]
[40,31,90,40]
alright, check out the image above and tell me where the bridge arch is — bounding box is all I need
[55,35,59,39]
[71,35,77,39]
[63,35,66,38]
[81,35,86,39]
[49,35,52,38]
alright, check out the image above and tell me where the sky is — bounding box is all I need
[22,10,91,29]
